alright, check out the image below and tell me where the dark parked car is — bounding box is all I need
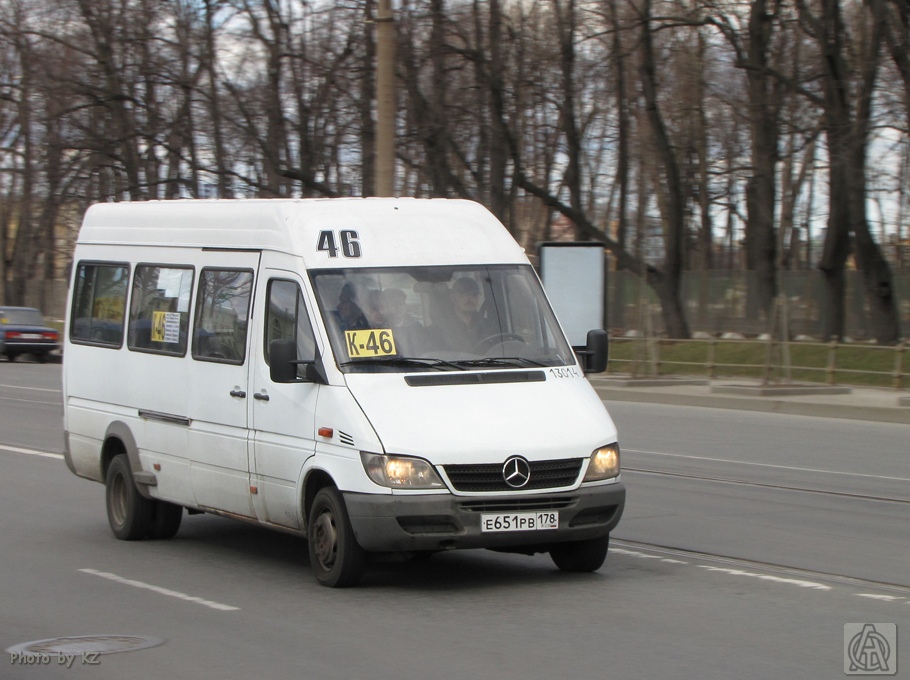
[0,307,60,362]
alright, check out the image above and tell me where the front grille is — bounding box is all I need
[444,458,584,492]
[459,497,576,513]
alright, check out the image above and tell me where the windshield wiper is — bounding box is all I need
[338,357,465,371]
[452,357,548,368]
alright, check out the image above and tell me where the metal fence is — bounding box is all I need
[608,336,909,389]
[608,270,910,341]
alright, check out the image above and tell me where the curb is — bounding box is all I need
[589,384,910,425]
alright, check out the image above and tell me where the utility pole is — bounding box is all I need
[375,0,396,196]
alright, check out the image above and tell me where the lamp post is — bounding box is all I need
[375,0,395,196]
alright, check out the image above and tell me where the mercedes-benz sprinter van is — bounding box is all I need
[63,198,625,587]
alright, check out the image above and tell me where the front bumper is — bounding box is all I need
[344,482,625,552]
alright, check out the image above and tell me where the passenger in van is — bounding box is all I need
[378,288,430,355]
[332,283,369,331]
[366,289,384,327]
[445,277,495,351]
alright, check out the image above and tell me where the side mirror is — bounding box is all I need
[269,339,299,383]
[269,338,329,385]
[573,329,609,374]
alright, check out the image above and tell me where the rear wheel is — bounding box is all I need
[6,352,17,362]
[550,535,610,573]
[105,454,154,540]
[147,500,183,539]
[307,487,365,587]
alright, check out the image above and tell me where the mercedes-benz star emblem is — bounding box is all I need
[502,456,531,488]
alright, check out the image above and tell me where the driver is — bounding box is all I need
[446,277,495,351]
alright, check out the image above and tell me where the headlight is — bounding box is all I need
[361,452,445,489]
[583,443,620,482]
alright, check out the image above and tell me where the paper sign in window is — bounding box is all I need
[151,311,181,344]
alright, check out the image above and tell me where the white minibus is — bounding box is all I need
[62,198,625,587]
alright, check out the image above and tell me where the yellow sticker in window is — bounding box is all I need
[344,329,397,358]
[151,311,181,343]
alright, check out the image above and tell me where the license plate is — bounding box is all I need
[19,334,42,340]
[481,511,559,533]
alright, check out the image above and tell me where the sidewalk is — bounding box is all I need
[588,374,910,425]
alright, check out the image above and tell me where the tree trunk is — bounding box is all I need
[610,0,630,328]
[744,0,778,323]
[812,0,901,342]
[638,0,690,338]
[361,0,377,197]
[203,0,232,198]
[487,0,509,223]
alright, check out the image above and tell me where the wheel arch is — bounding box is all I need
[101,421,153,499]
[302,468,336,528]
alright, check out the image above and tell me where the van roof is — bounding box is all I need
[77,198,528,268]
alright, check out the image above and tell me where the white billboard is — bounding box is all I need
[538,243,606,347]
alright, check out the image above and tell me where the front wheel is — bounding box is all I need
[550,535,609,573]
[307,487,365,588]
[105,454,154,540]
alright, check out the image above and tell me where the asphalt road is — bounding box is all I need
[2,362,908,679]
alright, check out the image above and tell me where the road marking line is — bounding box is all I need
[0,383,62,393]
[613,548,663,559]
[0,395,60,406]
[0,444,64,459]
[79,569,239,611]
[613,548,690,565]
[697,565,831,590]
[855,593,904,602]
[625,448,910,483]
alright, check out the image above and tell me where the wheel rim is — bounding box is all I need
[109,471,127,527]
[312,509,338,571]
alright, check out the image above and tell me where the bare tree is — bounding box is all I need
[881,0,910,131]
[798,0,901,343]
[710,0,787,323]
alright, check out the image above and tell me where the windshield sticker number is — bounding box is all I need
[345,329,396,358]
[549,366,580,379]
[317,230,361,258]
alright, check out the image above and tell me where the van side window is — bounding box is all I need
[70,262,130,347]
[192,268,254,364]
[265,279,317,374]
[128,265,194,355]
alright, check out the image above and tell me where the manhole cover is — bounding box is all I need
[6,635,164,657]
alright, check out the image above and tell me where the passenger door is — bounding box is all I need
[186,250,260,517]
[249,265,320,529]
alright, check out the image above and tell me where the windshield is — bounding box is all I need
[0,308,45,326]
[310,265,575,373]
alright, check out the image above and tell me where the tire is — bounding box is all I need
[550,535,610,573]
[307,487,365,587]
[7,353,17,362]
[105,454,154,540]
[147,500,183,540]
